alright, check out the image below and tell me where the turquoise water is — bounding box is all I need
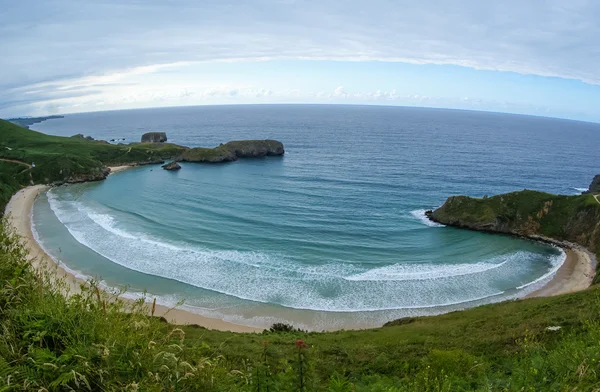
[31,105,600,330]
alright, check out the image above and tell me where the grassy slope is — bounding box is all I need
[2,219,600,390]
[0,119,186,211]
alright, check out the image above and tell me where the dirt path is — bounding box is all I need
[0,158,32,169]
[594,194,600,205]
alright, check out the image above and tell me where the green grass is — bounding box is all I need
[2,218,600,390]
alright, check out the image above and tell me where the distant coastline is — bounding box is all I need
[6,115,64,129]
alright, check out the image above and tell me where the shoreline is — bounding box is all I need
[526,244,596,298]
[4,181,597,334]
[4,179,261,333]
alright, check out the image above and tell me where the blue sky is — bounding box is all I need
[1,0,600,121]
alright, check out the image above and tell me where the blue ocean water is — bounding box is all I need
[31,105,600,330]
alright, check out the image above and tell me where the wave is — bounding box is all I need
[516,248,565,290]
[44,189,563,312]
[410,209,444,227]
[346,257,511,281]
[573,187,588,194]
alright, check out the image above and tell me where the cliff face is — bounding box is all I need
[177,140,284,163]
[177,146,237,163]
[141,132,167,143]
[585,175,600,194]
[223,140,284,157]
[428,190,600,252]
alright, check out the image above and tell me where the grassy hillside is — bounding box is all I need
[0,119,186,211]
[2,220,600,390]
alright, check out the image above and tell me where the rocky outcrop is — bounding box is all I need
[177,140,284,163]
[584,175,600,194]
[178,146,237,163]
[223,140,284,158]
[427,189,600,253]
[162,161,181,171]
[141,132,168,143]
[51,167,111,186]
[70,134,95,141]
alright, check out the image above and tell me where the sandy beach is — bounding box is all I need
[3,180,597,333]
[526,246,596,298]
[4,180,260,333]
[108,165,133,174]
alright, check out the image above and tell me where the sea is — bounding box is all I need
[29,105,600,330]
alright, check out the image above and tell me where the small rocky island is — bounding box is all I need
[162,161,181,171]
[141,132,168,143]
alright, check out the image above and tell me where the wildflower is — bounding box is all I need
[296,339,307,348]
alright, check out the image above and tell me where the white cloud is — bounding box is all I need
[1,0,600,117]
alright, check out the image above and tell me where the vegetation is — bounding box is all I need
[430,190,600,252]
[2,220,600,390]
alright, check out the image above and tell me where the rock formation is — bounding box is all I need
[427,189,600,253]
[162,161,181,171]
[177,140,284,163]
[584,175,600,194]
[223,140,285,157]
[70,134,95,141]
[141,132,168,143]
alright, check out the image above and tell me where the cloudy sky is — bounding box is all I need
[1,0,600,121]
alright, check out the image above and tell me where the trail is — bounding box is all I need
[594,194,600,205]
[0,158,32,169]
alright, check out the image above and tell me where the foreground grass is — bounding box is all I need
[1,221,600,390]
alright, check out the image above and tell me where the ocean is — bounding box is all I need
[30,105,600,330]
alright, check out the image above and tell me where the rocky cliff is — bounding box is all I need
[222,140,284,157]
[141,132,167,143]
[177,140,284,163]
[427,190,600,253]
[584,175,600,194]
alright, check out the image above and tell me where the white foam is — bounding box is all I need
[346,257,511,281]
[410,209,444,227]
[43,189,565,313]
[573,187,589,194]
[516,248,566,290]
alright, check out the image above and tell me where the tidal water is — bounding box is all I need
[31,105,600,330]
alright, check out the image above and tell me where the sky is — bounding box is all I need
[1,0,600,121]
